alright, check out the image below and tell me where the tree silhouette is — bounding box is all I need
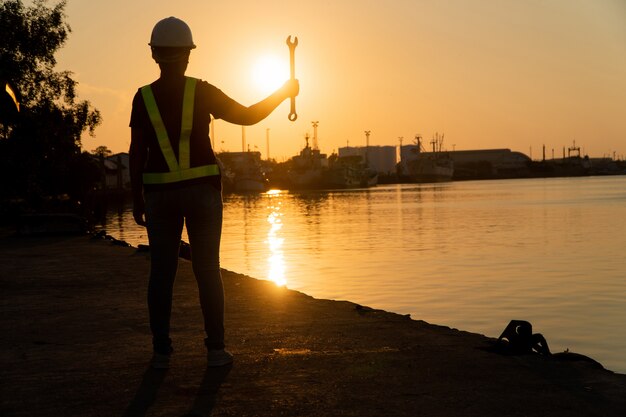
[0,0,101,211]
[91,145,112,158]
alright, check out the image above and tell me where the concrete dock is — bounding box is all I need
[1,235,625,416]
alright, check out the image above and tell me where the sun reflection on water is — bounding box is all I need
[266,190,286,286]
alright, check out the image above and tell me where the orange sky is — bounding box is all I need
[55,0,626,160]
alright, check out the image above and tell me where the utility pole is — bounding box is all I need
[311,121,319,150]
[241,126,246,152]
[364,130,371,163]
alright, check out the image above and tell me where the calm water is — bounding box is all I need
[99,176,626,373]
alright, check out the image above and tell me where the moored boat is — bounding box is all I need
[398,134,454,183]
[217,151,269,193]
[287,136,378,189]
[286,135,329,189]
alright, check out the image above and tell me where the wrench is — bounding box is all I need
[286,35,298,121]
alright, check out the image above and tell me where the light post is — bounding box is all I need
[311,121,319,150]
[242,126,246,152]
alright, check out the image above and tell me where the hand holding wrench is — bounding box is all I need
[286,35,298,121]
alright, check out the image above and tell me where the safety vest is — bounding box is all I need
[140,77,219,184]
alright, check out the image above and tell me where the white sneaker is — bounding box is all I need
[207,349,233,367]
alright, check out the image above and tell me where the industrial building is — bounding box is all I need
[338,146,397,175]
[447,149,531,179]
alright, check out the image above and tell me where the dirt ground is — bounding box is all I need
[1,235,625,417]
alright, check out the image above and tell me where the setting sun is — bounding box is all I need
[251,55,289,95]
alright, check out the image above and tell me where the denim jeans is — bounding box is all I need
[144,181,224,353]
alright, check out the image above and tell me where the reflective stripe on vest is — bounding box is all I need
[140,77,219,184]
[142,164,220,183]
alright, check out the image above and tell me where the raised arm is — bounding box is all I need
[220,79,299,126]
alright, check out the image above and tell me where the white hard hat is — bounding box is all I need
[149,17,196,49]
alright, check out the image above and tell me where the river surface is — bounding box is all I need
[98,176,626,373]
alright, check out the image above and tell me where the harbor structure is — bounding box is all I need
[217,151,268,192]
[285,134,378,189]
[338,145,397,175]
[99,152,130,191]
[449,149,531,179]
[397,134,454,182]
